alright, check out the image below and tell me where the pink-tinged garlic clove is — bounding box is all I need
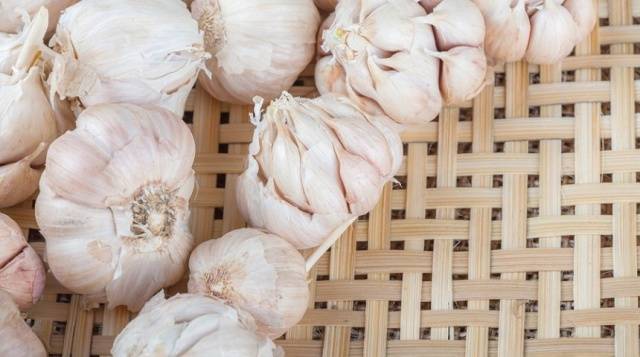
[0,290,47,357]
[426,46,488,105]
[563,0,597,43]
[475,0,531,64]
[415,0,485,50]
[526,0,577,65]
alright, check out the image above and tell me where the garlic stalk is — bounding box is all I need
[474,0,530,64]
[0,0,78,35]
[415,0,485,50]
[319,0,442,124]
[563,0,596,43]
[426,46,488,105]
[191,0,320,104]
[525,0,577,64]
[0,213,45,310]
[236,93,402,249]
[35,103,196,312]
[0,290,47,357]
[49,0,208,116]
[112,291,282,357]
[188,228,309,338]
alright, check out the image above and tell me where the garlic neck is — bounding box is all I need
[199,1,226,56]
[130,183,177,239]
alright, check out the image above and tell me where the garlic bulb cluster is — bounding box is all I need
[475,0,596,65]
[35,103,196,312]
[191,0,320,104]
[0,214,45,310]
[189,228,308,338]
[0,290,47,357]
[0,8,58,208]
[112,291,282,357]
[48,0,208,116]
[236,92,402,249]
[0,0,77,35]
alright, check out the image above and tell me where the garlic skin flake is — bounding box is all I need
[525,0,577,64]
[35,103,196,312]
[237,93,402,249]
[416,0,485,50]
[0,290,47,357]
[49,0,208,116]
[112,291,282,357]
[191,0,320,104]
[474,0,530,64]
[189,228,309,338]
[0,0,78,35]
[0,213,45,310]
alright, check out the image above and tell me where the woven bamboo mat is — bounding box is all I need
[4,0,640,355]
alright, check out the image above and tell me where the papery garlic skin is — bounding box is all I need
[0,290,47,357]
[0,213,45,310]
[525,0,577,64]
[320,0,442,124]
[0,0,78,35]
[314,56,347,96]
[563,0,596,43]
[475,0,530,64]
[112,291,282,357]
[189,228,309,338]
[191,0,320,104]
[427,46,488,105]
[35,103,196,312]
[49,0,207,116]
[416,0,485,50]
[237,93,402,249]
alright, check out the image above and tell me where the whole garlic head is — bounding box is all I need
[236,93,402,249]
[191,0,320,104]
[475,0,530,64]
[35,103,196,312]
[0,290,47,357]
[525,0,577,64]
[319,0,442,125]
[0,0,78,35]
[49,0,208,117]
[188,228,309,338]
[0,213,45,310]
[112,291,282,357]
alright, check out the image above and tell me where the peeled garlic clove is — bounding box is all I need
[188,228,309,338]
[0,143,46,209]
[192,0,320,104]
[526,0,577,64]
[476,0,530,64]
[36,103,196,311]
[0,290,47,357]
[315,56,348,96]
[314,0,339,11]
[112,291,281,357]
[563,0,597,43]
[426,46,488,105]
[49,0,207,116]
[415,0,485,50]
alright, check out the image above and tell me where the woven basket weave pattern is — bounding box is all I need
[4,0,640,355]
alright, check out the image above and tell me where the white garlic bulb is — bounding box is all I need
[189,228,309,338]
[0,8,57,208]
[0,290,47,357]
[0,213,45,310]
[237,93,402,249]
[0,0,78,35]
[49,0,208,116]
[415,0,485,50]
[474,0,530,64]
[426,46,488,105]
[526,0,577,64]
[320,0,442,124]
[314,0,338,11]
[191,0,320,104]
[35,103,196,312]
[563,0,596,43]
[112,291,282,357]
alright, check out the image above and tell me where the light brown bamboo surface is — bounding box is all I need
[4,0,640,355]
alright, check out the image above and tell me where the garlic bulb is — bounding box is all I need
[0,290,47,357]
[236,93,402,249]
[0,213,45,310]
[112,291,282,357]
[0,0,78,35]
[191,0,320,104]
[426,46,487,105]
[0,9,57,208]
[474,0,530,64]
[415,0,485,50]
[189,228,308,338]
[563,0,596,43]
[525,0,577,64]
[320,0,442,124]
[49,0,208,116]
[35,103,196,312]
[314,0,338,11]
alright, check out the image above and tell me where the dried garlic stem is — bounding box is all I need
[305,216,357,273]
[13,8,47,73]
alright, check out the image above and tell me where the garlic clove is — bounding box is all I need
[476,0,530,64]
[415,0,485,50]
[0,143,46,209]
[270,123,309,210]
[525,0,577,64]
[359,1,423,53]
[315,56,348,96]
[300,144,349,214]
[563,0,597,43]
[426,46,488,105]
[0,290,47,357]
[337,148,384,215]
